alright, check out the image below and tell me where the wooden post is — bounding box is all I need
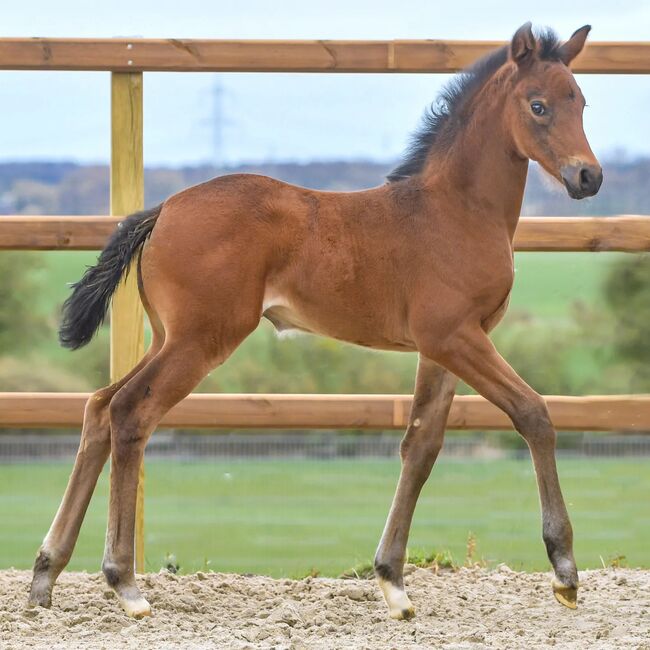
[110,72,145,573]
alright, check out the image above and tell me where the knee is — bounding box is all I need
[511,394,555,443]
[399,421,443,465]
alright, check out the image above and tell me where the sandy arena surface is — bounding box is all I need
[1,567,649,649]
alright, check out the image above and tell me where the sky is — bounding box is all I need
[1,0,649,166]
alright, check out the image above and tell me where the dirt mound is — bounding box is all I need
[1,567,648,649]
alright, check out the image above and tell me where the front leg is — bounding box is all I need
[426,326,579,609]
[375,356,457,619]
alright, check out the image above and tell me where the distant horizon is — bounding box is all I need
[0,156,395,167]
[1,152,646,218]
[0,150,647,169]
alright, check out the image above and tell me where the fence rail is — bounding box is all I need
[1,393,649,431]
[1,214,649,252]
[1,38,649,73]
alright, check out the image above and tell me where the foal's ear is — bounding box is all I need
[558,25,591,65]
[510,22,537,66]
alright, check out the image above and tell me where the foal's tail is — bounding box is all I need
[59,204,162,350]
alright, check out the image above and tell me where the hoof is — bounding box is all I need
[391,605,416,621]
[377,578,416,621]
[26,594,52,609]
[28,576,53,609]
[552,579,578,609]
[118,595,152,619]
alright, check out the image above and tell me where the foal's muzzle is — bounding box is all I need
[560,163,603,199]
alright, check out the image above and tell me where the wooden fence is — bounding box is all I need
[1,37,649,572]
[2,214,650,252]
[2,38,650,73]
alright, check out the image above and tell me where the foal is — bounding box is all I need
[29,23,601,620]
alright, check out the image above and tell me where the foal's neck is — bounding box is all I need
[424,84,528,239]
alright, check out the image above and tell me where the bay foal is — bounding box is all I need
[29,23,601,620]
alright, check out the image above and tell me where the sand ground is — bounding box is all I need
[1,567,649,649]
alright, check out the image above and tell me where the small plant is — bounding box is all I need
[340,548,458,580]
[164,553,180,574]
[406,548,457,573]
[464,532,488,568]
[600,554,627,569]
[340,561,375,580]
[465,532,476,565]
[293,566,322,579]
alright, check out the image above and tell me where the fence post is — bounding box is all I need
[110,71,145,573]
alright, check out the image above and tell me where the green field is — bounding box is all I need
[1,458,647,577]
[511,252,618,317]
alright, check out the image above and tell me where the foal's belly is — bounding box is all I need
[262,293,417,352]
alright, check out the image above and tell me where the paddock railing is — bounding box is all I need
[1,37,649,572]
[2,38,650,73]
[1,392,649,431]
[2,214,649,252]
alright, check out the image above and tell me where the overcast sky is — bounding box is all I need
[1,0,649,166]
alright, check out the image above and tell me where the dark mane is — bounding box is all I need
[536,27,564,61]
[387,28,563,183]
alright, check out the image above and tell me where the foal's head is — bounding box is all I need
[505,23,602,199]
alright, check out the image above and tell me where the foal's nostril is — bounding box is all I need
[579,167,592,190]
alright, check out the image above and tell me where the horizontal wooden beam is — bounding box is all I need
[1,215,648,252]
[1,392,648,431]
[0,215,116,250]
[0,39,648,74]
[513,216,650,252]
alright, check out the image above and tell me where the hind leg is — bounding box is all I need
[28,344,161,608]
[374,357,457,619]
[102,322,255,617]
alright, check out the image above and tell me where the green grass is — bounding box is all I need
[1,458,647,577]
[509,252,619,318]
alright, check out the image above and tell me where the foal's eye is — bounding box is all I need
[530,101,546,116]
